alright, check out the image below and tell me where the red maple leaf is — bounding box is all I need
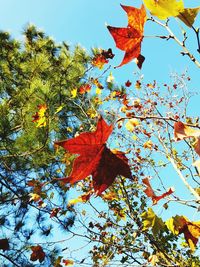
[55,117,132,195]
[107,4,146,68]
[142,177,174,205]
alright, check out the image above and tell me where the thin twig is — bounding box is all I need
[149,17,200,68]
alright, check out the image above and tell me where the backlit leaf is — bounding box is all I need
[143,0,184,20]
[166,215,200,250]
[142,177,174,204]
[174,121,200,156]
[141,208,165,235]
[55,117,132,195]
[178,7,200,27]
[107,4,146,68]
[144,0,200,27]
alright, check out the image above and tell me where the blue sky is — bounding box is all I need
[0,0,199,85]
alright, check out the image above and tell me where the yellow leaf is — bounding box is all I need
[165,217,179,235]
[188,222,200,239]
[36,117,47,128]
[38,104,47,117]
[178,7,200,27]
[143,0,184,20]
[55,106,63,114]
[71,88,77,98]
[141,208,165,235]
[102,191,118,201]
[32,104,47,128]
[67,192,91,206]
[135,80,141,89]
[66,127,73,133]
[143,140,153,149]
[125,118,140,132]
[148,255,159,266]
[87,108,98,119]
[132,135,138,141]
[29,193,41,202]
[95,87,102,95]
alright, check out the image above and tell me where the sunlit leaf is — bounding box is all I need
[178,7,200,27]
[142,178,174,204]
[55,117,132,195]
[174,121,200,156]
[63,259,74,266]
[125,118,140,132]
[107,4,147,68]
[141,208,166,235]
[166,215,200,250]
[32,104,47,128]
[143,0,184,20]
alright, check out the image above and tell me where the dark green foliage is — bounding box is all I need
[0,25,98,266]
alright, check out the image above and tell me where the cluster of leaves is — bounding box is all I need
[50,54,199,266]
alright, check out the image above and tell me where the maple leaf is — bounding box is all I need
[166,215,200,250]
[55,117,132,195]
[141,208,166,235]
[30,245,45,263]
[174,121,200,156]
[142,177,174,205]
[143,0,200,27]
[143,0,184,19]
[92,54,109,69]
[107,4,146,68]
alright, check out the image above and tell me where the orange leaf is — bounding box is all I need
[68,191,92,206]
[142,177,174,205]
[174,121,200,141]
[55,117,132,195]
[167,216,200,250]
[92,54,109,69]
[174,121,200,156]
[91,48,114,69]
[107,4,146,68]
[63,259,74,266]
[79,84,91,94]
